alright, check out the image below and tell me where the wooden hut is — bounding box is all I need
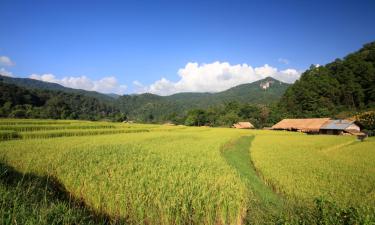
[232,122,254,129]
[271,118,330,133]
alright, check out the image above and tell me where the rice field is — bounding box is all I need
[0,119,374,224]
[251,134,375,223]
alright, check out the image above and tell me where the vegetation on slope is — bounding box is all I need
[0,81,123,121]
[117,77,289,122]
[0,75,116,102]
[280,41,375,118]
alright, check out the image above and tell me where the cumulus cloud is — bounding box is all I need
[29,74,127,94]
[0,68,13,77]
[278,58,290,65]
[0,56,15,66]
[135,61,301,96]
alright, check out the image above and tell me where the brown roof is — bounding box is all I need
[233,122,254,129]
[272,118,330,132]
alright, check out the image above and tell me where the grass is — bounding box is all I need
[221,136,283,224]
[0,119,374,224]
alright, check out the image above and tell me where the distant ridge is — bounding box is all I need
[0,75,116,102]
[1,74,290,121]
[117,77,290,119]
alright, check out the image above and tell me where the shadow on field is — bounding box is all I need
[0,161,127,225]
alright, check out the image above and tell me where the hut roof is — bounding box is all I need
[272,118,330,132]
[233,122,254,129]
[320,119,354,130]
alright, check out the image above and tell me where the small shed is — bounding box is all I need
[320,119,360,135]
[232,122,254,129]
[272,118,330,133]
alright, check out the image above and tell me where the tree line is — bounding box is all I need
[0,81,125,121]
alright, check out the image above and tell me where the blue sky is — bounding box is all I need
[1,0,375,95]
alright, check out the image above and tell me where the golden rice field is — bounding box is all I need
[0,119,374,224]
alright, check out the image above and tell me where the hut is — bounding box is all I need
[163,122,176,126]
[319,119,361,135]
[271,118,330,133]
[232,122,254,129]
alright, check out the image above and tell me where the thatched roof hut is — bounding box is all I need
[272,118,330,133]
[163,122,176,126]
[232,122,254,129]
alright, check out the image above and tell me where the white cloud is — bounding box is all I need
[0,68,13,77]
[0,56,15,66]
[29,74,127,94]
[135,61,301,96]
[278,58,289,65]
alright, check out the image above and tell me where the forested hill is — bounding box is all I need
[280,41,375,118]
[116,77,290,121]
[0,79,122,120]
[0,75,117,102]
[167,77,289,105]
[1,74,289,123]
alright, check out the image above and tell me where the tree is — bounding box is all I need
[185,109,208,126]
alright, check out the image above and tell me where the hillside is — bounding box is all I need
[280,41,375,118]
[0,75,116,102]
[117,77,290,120]
[0,80,121,120]
[1,74,289,123]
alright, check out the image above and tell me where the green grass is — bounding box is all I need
[0,119,374,224]
[221,136,284,224]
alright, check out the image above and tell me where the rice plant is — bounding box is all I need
[251,133,375,221]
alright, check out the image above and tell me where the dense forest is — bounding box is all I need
[116,76,289,122]
[0,41,374,132]
[279,41,375,117]
[0,80,123,121]
[1,75,289,124]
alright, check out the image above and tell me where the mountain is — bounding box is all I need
[0,80,121,120]
[0,75,117,102]
[1,74,290,123]
[117,77,290,120]
[279,41,375,118]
